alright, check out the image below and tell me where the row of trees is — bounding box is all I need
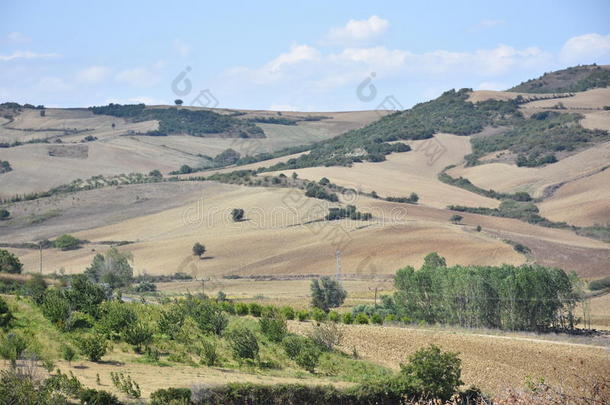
[384,253,581,331]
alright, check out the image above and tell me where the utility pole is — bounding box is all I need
[335,250,342,283]
[39,242,43,274]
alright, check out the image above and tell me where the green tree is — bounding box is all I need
[0,249,23,274]
[397,345,463,401]
[310,277,347,312]
[85,247,134,289]
[0,332,28,368]
[158,304,186,340]
[231,208,245,222]
[54,234,81,250]
[65,275,107,317]
[122,322,153,353]
[174,99,183,106]
[61,344,76,365]
[24,274,47,304]
[192,301,228,336]
[77,334,108,362]
[41,289,71,326]
[97,301,138,338]
[148,169,162,178]
[0,209,9,220]
[259,310,287,342]
[409,192,419,203]
[192,242,206,258]
[450,214,463,224]
[227,327,259,361]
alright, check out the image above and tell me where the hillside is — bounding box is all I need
[509,64,610,93]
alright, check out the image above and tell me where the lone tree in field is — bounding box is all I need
[0,249,23,274]
[54,234,81,251]
[0,209,10,220]
[192,242,206,258]
[174,99,183,106]
[311,277,347,312]
[450,214,463,224]
[231,208,245,222]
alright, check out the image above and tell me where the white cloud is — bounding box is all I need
[115,67,160,88]
[76,66,111,84]
[560,33,610,64]
[0,50,60,62]
[4,32,31,44]
[267,44,320,73]
[173,39,191,57]
[325,15,389,45]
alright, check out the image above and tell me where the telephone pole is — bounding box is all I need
[335,250,342,282]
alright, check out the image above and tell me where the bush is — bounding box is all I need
[226,327,259,361]
[110,372,141,399]
[150,387,192,405]
[54,234,81,250]
[371,313,384,325]
[0,296,13,328]
[199,339,219,366]
[77,334,108,362]
[397,345,463,401]
[450,214,463,224]
[84,247,134,289]
[158,304,186,340]
[122,322,153,353]
[192,301,228,336]
[295,344,321,373]
[231,208,245,222]
[41,289,71,326]
[309,322,343,351]
[97,301,138,338]
[259,311,287,342]
[280,306,295,320]
[342,312,353,324]
[65,311,95,331]
[589,276,610,291]
[235,302,249,316]
[24,274,48,304]
[328,311,340,323]
[355,313,369,324]
[79,388,122,405]
[133,281,156,292]
[192,242,206,258]
[296,310,309,322]
[248,302,262,317]
[0,249,23,274]
[0,332,27,367]
[282,335,311,359]
[61,344,76,364]
[311,308,328,322]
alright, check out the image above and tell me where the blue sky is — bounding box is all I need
[1,0,609,111]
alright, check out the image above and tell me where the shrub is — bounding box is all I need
[97,301,138,338]
[309,322,343,351]
[296,310,309,322]
[24,274,48,304]
[397,345,463,401]
[65,311,95,331]
[282,335,311,359]
[0,209,9,220]
[248,302,262,317]
[0,332,27,367]
[53,234,81,250]
[110,371,141,399]
[310,277,347,312]
[61,344,76,365]
[192,301,228,336]
[295,344,321,373]
[589,276,610,291]
[355,313,369,324]
[311,308,328,322]
[371,313,384,325]
[79,388,122,405]
[342,312,353,324]
[150,387,192,405]
[219,300,235,314]
[259,311,287,342]
[122,322,153,353]
[0,249,22,274]
[77,334,108,362]
[41,289,71,326]
[84,247,134,289]
[65,275,106,317]
[226,327,259,361]
[235,302,249,316]
[0,296,13,328]
[199,339,219,366]
[450,214,463,224]
[280,306,295,320]
[328,311,340,323]
[158,304,186,340]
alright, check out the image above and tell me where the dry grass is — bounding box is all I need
[288,322,610,396]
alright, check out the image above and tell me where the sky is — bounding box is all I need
[1,0,610,111]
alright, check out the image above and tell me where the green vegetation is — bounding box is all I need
[192,242,206,258]
[231,208,245,222]
[0,209,9,220]
[214,148,241,166]
[311,277,347,312]
[84,247,134,288]
[325,205,372,221]
[373,253,581,331]
[305,182,339,202]
[0,249,23,274]
[467,112,609,167]
[0,160,11,173]
[263,89,519,170]
[589,276,610,291]
[88,103,265,138]
[509,64,610,93]
[438,171,531,201]
[53,234,81,251]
